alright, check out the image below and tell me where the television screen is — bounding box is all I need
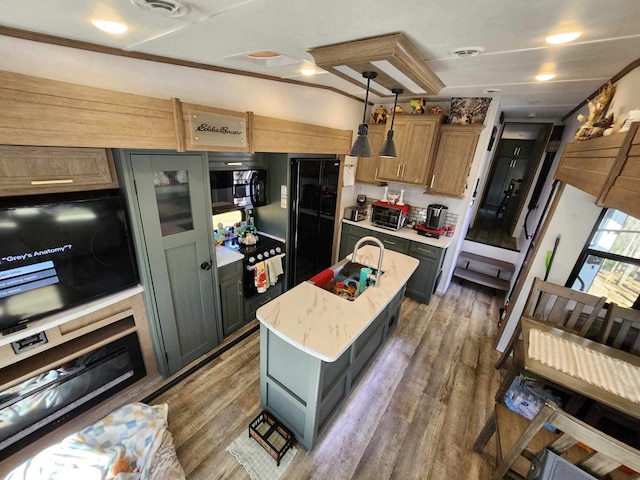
[0,195,139,333]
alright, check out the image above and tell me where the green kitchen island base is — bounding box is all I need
[259,286,404,450]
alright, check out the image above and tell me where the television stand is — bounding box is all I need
[0,287,160,473]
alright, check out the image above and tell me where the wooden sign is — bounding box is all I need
[188,109,247,148]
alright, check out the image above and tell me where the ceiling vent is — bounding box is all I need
[449,47,485,58]
[131,0,191,17]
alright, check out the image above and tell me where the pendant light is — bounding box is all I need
[349,71,378,157]
[378,88,403,158]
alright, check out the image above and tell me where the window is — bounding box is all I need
[568,209,640,308]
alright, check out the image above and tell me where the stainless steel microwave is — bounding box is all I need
[371,202,411,230]
[210,169,267,209]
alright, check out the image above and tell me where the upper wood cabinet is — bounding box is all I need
[555,122,640,219]
[376,114,445,185]
[0,146,118,197]
[426,124,484,198]
[355,123,387,185]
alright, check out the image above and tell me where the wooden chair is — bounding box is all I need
[475,400,640,480]
[495,277,607,370]
[597,302,640,355]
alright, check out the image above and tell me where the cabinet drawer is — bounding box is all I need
[218,260,243,281]
[375,232,409,253]
[245,283,283,322]
[0,146,117,196]
[409,241,442,260]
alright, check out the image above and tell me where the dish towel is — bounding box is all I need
[265,256,284,286]
[343,165,356,186]
[254,261,268,293]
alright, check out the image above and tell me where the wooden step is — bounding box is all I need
[453,266,510,291]
[458,251,515,274]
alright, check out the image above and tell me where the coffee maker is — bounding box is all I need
[426,204,448,230]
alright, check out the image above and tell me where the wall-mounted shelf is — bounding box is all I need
[555,122,640,219]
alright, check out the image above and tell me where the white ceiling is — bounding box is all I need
[1,0,639,121]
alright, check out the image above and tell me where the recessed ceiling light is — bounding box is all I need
[484,88,502,94]
[91,19,128,34]
[545,32,582,45]
[536,73,556,81]
[527,113,537,118]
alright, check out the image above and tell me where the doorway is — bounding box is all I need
[466,122,553,251]
[119,151,221,376]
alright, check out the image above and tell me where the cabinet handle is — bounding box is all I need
[400,164,405,177]
[396,164,401,177]
[430,175,435,188]
[374,167,379,179]
[30,179,74,186]
[237,280,243,297]
[383,240,396,245]
[417,247,432,254]
[259,297,273,306]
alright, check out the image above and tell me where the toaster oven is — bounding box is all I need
[344,205,367,222]
[371,201,411,230]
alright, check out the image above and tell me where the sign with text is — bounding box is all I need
[188,110,247,148]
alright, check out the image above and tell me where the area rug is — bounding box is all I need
[226,431,298,480]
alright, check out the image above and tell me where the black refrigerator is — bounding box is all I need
[288,156,339,287]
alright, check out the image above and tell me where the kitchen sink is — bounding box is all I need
[309,260,382,301]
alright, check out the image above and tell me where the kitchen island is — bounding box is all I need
[256,245,419,449]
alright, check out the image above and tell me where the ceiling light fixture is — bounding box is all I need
[535,73,556,81]
[247,51,281,59]
[350,71,377,157]
[378,88,403,158]
[545,32,582,45]
[91,19,128,35]
[300,61,317,76]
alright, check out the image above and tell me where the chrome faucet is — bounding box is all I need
[352,236,385,287]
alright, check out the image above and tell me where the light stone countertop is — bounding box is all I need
[256,245,419,362]
[342,219,455,250]
[215,245,244,267]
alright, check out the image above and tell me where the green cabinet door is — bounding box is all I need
[405,242,445,304]
[338,223,368,259]
[219,261,245,337]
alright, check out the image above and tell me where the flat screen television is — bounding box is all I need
[0,194,139,334]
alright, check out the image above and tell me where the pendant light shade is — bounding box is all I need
[378,88,403,158]
[349,71,377,157]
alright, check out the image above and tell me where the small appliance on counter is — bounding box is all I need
[356,194,367,206]
[414,223,446,239]
[371,201,411,230]
[344,205,367,222]
[426,204,448,230]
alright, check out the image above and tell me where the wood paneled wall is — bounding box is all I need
[252,114,352,154]
[0,70,352,155]
[0,71,177,150]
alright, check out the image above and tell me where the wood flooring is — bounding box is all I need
[156,281,505,479]
[465,208,518,251]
